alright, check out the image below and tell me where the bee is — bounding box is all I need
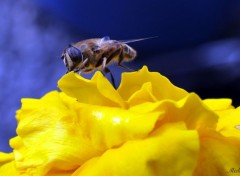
[61,36,156,88]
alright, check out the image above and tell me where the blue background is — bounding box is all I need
[0,0,240,152]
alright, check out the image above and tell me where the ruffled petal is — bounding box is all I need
[11,91,97,175]
[160,93,218,132]
[194,131,240,176]
[203,99,233,111]
[0,152,14,163]
[72,123,199,176]
[74,103,161,149]
[203,99,240,138]
[118,66,188,102]
[58,71,125,107]
[9,90,161,175]
[127,82,158,106]
[0,161,19,176]
[130,93,218,132]
[216,107,240,138]
[0,152,19,176]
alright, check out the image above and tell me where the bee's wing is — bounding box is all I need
[119,36,158,44]
[98,36,111,46]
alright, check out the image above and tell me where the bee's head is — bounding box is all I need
[61,45,83,73]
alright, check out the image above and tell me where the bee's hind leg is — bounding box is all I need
[101,57,116,89]
[101,67,116,89]
[118,63,135,71]
[117,52,135,72]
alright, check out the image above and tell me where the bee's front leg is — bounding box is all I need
[74,69,82,75]
[74,58,89,75]
[79,58,89,70]
[101,57,116,89]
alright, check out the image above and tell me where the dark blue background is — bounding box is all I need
[0,0,240,152]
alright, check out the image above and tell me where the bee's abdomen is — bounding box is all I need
[123,45,137,61]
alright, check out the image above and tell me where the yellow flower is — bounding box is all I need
[1,66,240,176]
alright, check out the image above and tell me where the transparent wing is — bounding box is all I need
[98,36,111,46]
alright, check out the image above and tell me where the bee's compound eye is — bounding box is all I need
[66,46,83,62]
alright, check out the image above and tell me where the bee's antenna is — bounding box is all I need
[120,36,158,44]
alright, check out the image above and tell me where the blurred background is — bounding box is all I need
[0,0,240,152]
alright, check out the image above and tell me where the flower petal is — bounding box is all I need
[162,93,218,131]
[203,99,233,111]
[0,152,14,163]
[127,82,158,106]
[203,99,240,138]
[0,152,19,176]
[130,93,218,132]
[75,103,161,149]
[0,161,19,176]
[194,131,240,176]
[118,66,188,101]
[10,90,161,175]
[216,107,240,138]
[11,91,101,175]
[58,71,125,107]
[72,122,199,176]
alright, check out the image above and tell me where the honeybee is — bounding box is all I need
[61,36,156,87]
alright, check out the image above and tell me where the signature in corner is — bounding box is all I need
[227,167,240,174]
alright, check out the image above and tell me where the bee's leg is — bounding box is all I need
[74,69,82,75]
[102,57,116,89]
[117,52,135,71]
[74,58,89,75]
[102,67,116,89]
[79,58,89,69]
[118,63,135,71]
